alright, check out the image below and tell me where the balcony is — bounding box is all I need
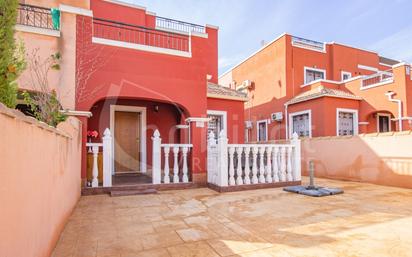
[17,3,58,30]
[92,18,191,57]
[155,16,206,34]
[361,69,394,89]
[291,36,326,52]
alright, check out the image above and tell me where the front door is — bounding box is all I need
[114,111,140,173]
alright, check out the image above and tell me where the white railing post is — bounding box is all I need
[258,147,266,183]
[152,130,162,184]
[91,145,99,187]
[207,131,216,184]
[251,146,258,184]
[163,146,170,184]
[244,147,251,184]
[102,128,112,187]
[217,130,228,187]
[291,132,302,181]
[173,146,180,183]
[236,147,243,185]
[228,147,236,186]
[265,147,273,183]
[182,146,189,183]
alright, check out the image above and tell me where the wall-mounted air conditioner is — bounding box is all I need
[245,120,253,129]
[271,112,283,122]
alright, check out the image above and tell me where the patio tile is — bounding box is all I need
[176,227,219,242]
[140,231,184,250]
[167,241,220,257]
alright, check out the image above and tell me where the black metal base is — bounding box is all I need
[283,185,344,197]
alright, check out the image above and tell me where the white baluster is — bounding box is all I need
[152,130,162,184]
[258,147,266,183]
[91,145,99,187]
[265,147,273,183]
[173,146,180,183]
[272,147,279,182]
[182,146,189,183]
[287,147,293,181]
[228,147,236,186]
[244,147,251,184]
[291,132,301,181]
[280,147,286,182]
[251,146,258,184]
[236,147,243,185]
[163,146,170,183]
[102,128,112,187]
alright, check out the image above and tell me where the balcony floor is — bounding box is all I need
[53,177,412,256]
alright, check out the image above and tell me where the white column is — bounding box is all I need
[217,130,229,187]
[251,146,258,184]
[152,130,162,184]
[163,146,170,183]
[102,128,112,187]
[207,131,216,184]
[236,147,243,185]
[182,146,189,183]
[228,147,236,186]
[258,147,266,183]
[291,132,302,181]
[173,146,180,183]
[91,145,99,187]
[265,146,273,183]
[286,146,293,181]
[244,146,251,184]
[272,147,279,182]
[280,147,286,182]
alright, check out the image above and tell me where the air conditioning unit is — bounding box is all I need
[271,112,283,122]
[236,80,253,91]
[245,120,253,129]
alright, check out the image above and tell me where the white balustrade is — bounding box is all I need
[85,128,113,188]
[207,131,301,188]
[152,130,193,184]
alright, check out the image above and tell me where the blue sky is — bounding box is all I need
[128,0,412,75]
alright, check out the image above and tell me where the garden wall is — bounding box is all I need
[301,131,412,189]
[0,103,82,257]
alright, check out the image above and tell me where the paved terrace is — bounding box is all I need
[53,178,412,257]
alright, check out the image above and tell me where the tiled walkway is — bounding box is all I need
[53,178,412,257]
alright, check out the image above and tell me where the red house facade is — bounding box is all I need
[74,0,246,188]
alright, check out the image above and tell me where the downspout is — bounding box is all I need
[385,91,403,131]
[285,103,289,139]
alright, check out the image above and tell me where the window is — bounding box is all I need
[304,67,325,84]
[207,110,227,140]
[341,71,352,81]
[290,110,311,138]
[257,120,268,142]
[336,108,358,136]
[377,114,391,133]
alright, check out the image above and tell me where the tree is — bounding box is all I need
[0,0,25,108]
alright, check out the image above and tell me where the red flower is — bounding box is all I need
[87,130,99,138]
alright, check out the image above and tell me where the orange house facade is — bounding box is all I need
[15,0,246,189]
[219,34,412,141]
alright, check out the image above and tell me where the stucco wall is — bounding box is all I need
[301,131,412,189]
[0,104,82,257]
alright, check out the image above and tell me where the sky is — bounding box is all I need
[126,0,412,76]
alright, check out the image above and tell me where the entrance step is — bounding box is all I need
[110,188,157,197]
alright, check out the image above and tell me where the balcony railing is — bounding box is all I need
[362,69,394,88]
[292,36,325,52]
[17,3,56,30]
[156,16,205,34]
[93,18,190,52]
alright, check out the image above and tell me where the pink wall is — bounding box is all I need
[301,131,412,189]
[0,104,82,257]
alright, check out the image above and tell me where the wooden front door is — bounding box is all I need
[114,111,140,173]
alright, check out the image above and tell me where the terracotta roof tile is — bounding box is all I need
[286,86,362,105]
[207,82,248,101]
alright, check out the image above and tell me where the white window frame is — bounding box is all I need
[304,66,326,84]
[289,109,312,138]
[377,113,392,132]
[256,119,268,142]
[341,71,352,81]
[336,108,359,136]
[207,110,227,137]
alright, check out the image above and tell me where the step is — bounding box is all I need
[110,188,157,197]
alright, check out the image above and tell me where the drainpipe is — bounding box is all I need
[285,104,289,139]
[385,91,403,131]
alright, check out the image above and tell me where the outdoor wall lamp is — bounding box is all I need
[154,105,159,112]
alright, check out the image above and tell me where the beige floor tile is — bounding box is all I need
[140,231,183,250]
[167,241,219,257]
[176,227,219,242]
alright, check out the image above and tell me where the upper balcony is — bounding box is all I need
[16,3,60,37]
[291,36,326,53]
[155,16,206,34]
[92,17,193,57]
